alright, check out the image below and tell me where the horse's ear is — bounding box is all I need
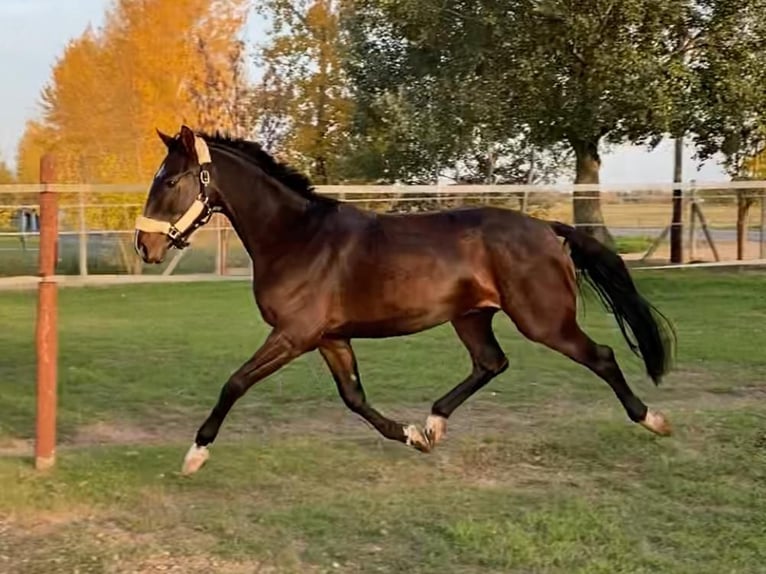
[179,125,198,162]
[156,129,175,149]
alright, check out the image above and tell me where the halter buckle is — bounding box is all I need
[167,225,182,241]
[200,169,211,186]
[167,224,190,249]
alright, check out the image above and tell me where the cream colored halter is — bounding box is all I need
[134,135,214,247]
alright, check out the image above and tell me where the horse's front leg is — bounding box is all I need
[319,338,431,452]
[182,330,310,475]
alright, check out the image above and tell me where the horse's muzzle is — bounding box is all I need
[134,230,168,264]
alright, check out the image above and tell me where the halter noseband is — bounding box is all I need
[135,135,216,250]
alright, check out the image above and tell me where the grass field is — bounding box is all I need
[1,271,765,573]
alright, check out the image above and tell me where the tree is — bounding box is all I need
[189,37,251,137]
[343,0,515,184]
[0,159,14,185]
[0,157,16,231]
[337,89,469,183]
[15,121,53,184]
[454,138,571,186]
[18,0,248,272]
[253,0,354,184]
[344,1,766,245]
[31,0,248,185]
[685,1,766,260]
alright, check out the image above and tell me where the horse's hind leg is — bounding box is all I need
[505,280,670,436]
[319,338,431,452]
[425,309,509,448]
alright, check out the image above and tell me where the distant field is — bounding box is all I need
[0,229,250,277]
[546,200,747,228]
[1,271,765,573]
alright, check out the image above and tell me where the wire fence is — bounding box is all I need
[1,181,765,278]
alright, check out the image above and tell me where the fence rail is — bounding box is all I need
[2,181,765,279]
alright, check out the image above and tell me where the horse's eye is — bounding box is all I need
[166,178,178,188]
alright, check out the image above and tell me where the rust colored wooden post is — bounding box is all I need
[35,154,58,471]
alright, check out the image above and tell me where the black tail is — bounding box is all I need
[550,221,675,384]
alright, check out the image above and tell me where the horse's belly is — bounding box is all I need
[327,275,499,339]
[328,310,451,339]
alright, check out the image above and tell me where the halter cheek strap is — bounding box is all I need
[135,135,214,247]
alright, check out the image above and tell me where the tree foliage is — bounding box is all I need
[253,0,354,183]
[343,0,766,242]
[32,0,248,184]
[16,0,248,271]
[0,157,17,230]
[15,122,54,184]
[687,0,766,178]
[342,0,516,183]
[0,159,14,185]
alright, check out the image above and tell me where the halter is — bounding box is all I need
[135,135,216,249]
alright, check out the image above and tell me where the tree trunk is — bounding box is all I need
[736,192,755,261]
[314,155,329,185]
[571,138,613,247]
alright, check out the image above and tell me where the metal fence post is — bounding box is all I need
[78,187,88,276]
[688,184,697,261]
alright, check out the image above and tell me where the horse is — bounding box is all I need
[135,125,675,475]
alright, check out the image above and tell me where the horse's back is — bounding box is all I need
[321,206,562,337]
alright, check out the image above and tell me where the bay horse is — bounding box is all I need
[135,126,675,475]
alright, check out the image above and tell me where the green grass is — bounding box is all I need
[614,235,654,255]
[0,232,250,276]
[1,271,765,573]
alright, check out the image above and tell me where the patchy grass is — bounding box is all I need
[614,235,654,255]
[1,271,765,573]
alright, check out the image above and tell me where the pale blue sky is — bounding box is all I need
[0,0,729,183]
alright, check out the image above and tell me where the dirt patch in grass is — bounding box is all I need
[74,421,163,446]
[121,553,275,574]
[5,363,758,457]
[0,516,278,574]
[0,438,33,457]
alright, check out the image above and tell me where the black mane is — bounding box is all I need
[200,132,334,205]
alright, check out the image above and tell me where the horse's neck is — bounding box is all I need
[213,151,316,266]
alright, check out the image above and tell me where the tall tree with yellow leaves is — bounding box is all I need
[17,0,248,272]
[0,160,13,185]
[254,0,353,184]
[0,157,16,230]
[15,120,50,185]
[190,37,251,137]
[22,0,248,184]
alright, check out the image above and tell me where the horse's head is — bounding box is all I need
[134,125,215,264]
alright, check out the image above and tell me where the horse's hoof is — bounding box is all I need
[640,410,672,437]
[424,414,447,447]
[404,424,432,453]
[181,443,210,475]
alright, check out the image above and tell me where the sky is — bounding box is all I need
[0,0,730,184]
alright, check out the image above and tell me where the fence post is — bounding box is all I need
[78,187,88,277]
[36,154,58,471]
[670,136,684,263]
[215,215,227,276]
[760,190,765,260]
[688,185,697,261]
